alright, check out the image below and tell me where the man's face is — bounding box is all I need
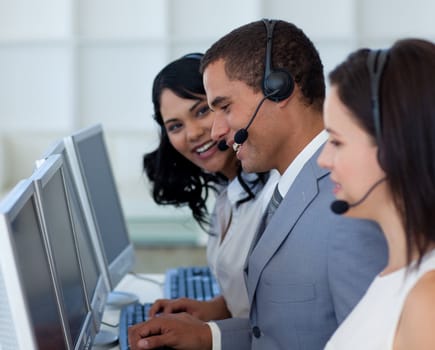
[203,59,283,173]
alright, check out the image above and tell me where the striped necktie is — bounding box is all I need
[252,184,283,248]
[264,184,283,227]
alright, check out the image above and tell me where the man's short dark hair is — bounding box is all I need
[201,19,325,112]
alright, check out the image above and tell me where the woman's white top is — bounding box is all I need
[325,249,435,350]
[206,170,279,317]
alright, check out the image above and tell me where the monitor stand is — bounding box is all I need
[105,290,138,308]
[93,330,118,348]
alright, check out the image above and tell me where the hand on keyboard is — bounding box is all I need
[120,267,222,349]
[148,296,231,322]
[128,312,212,350]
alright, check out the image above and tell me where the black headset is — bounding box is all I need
[181,52,204,60]
[262,19,294,102]
[367,49,389,144]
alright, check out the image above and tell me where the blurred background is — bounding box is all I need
[0,0,434,261]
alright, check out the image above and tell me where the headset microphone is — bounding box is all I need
[330,178,386,215]
[233,92,275,146]
[217,139,229,151]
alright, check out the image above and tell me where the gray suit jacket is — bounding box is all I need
[215,146,388,350]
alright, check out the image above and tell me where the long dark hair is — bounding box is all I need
[329,39,435,266]
[143,53,267,229]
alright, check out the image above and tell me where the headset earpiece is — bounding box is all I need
[181,53,204,60]
[262,19,294,102]
[263,69,294,102]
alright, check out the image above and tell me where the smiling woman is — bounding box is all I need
[159,88,237,179]
[143,53,237,228]
[141,53,278,320]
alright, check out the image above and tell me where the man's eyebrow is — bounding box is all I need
[210,96,229,109]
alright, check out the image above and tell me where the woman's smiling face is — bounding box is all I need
[160,89,237,179]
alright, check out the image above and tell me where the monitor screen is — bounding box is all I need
[69,124,134,288]
[41,141,109,325]
[0,180,68,350]
[66,160,107,322]
[33,155,92,349]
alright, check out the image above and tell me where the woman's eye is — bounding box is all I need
[167,123,182,133]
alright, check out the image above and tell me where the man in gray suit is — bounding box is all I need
[129,19,387,350]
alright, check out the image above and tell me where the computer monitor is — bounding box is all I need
[40,140,110,321]
[64,124,136,305]
[39,140,117,346]
[32,154,94,349]
[0,179,69,349]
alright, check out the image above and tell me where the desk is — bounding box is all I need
[93,273,164,350]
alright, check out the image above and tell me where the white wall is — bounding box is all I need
[1,0,434,243]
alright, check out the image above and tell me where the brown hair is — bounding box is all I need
[329,38,435,265]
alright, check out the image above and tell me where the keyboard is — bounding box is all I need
[118,302,173,350]
[164,266,220,301]
[118,266,220,350]
[118,302,150,350]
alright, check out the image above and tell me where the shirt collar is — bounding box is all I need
[226,172,259,206]
[277,130,328,197]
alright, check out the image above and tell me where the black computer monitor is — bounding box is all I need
[0,179,69,349]
[32,154,94,349]
[64,124,136,306]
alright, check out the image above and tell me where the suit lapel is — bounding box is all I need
[246,149,330,303]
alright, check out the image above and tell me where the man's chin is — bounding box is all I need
[241,161,264,174]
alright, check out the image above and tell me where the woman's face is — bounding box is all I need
[160,89,237,179]
[317,86,386,219]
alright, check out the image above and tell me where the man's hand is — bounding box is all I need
[128,312,213,350]
[148,296,231,321]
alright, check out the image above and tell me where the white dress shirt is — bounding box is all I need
[208,130,328,350]
[207,170,280,317]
